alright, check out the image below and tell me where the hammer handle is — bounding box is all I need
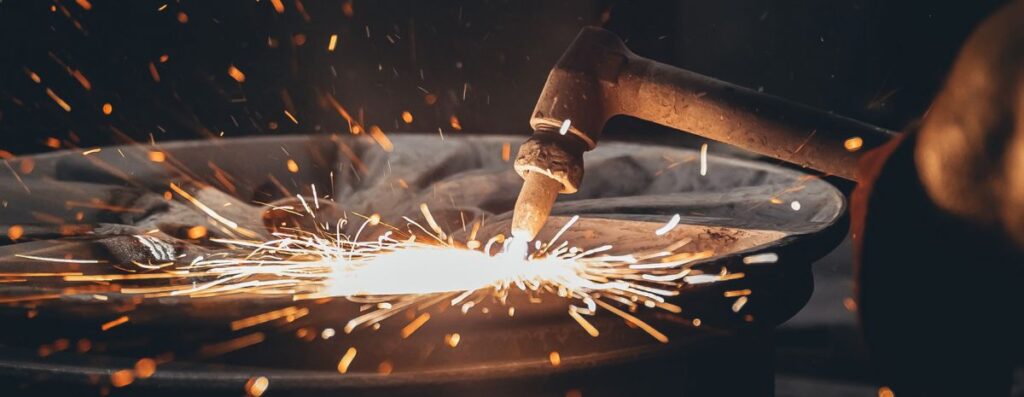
[619,57,894,180]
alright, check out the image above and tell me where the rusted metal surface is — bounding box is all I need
[519,26,895,189]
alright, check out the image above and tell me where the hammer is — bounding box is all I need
[511,27,894,241]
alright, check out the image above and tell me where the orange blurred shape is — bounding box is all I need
[110,369,134,388]
[148,151,166,163]
[228,65,246,83]
[134,358,157,378]
[342,0,354,17]
[187,225,207,240]
[7,225,24,241]
[270,0,285,13]
[377,361,393,375]
[245,376,269,396]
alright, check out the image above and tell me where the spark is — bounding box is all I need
[699,143,708,176]
[400,313,431,338]
[45,88,72,112]
[245,376,270,397]
[742,252,778,265]
[228,65,246,83]
[101,315,130,331]
[844,136,863,152]
[337,347,357,373]
[654,214,680,236]
[328,34,339,51]
[558,119,571,135]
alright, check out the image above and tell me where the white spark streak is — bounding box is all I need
[654,214,681,236]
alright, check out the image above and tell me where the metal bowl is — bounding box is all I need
[0,134,845,395]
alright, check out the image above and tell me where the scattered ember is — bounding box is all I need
[134,358,157,378]
[337,347,358,373]
[228,65,246,83]
[844,136,864,152]
[45,88,72,112]
[102,103,113,115]
[45,137,60,149]
[549,351,561,367]
[270,0,285,14]
[101,315,130,331]
[328,34,339,51]
[501,142,511,161]
[377,360,393,375]
[110,369,134,388]
[401,111,413,124]
[699,143,709,176]
[400,313,431,338]
[245,376,270,397]
[654,214,680,236]
[148,150,166,163]
[187,225,207,240]
[449,115,462,130]
[286,159,299,173]
[444,333,461,348]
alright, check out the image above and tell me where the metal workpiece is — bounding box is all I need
[524,26,895,182]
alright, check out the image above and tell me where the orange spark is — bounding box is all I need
[549,351,561,367]
[286,159,299,173]
[148,151,166,163]
[230,306,307,331]
[368,125,394,152]
[337,347,357,373]
[110,369,134,388]
[377,361,393,375]
[400,313,431,338]
[501,142,511,161]
[401,111,413,124]
[199,333,265,358]
[245,376,270,397]
[228,65,246,83]
[72,70,91,90]
[6,225,24,241]
[844,136,863,152]
[342,0,354,17]
[102,103,113,115]
[187,225,207,240]
[75,0,92,10]
[45,88,71,112]
[134,358,157,378]
[270,0,285,13]
[449,115,462,131]
[284,109,298,124]
[176,11,189,24]
[148,62,161,82]
[328,34,338,51]
[101,315,130,331]
[45,137,60,149]
[444,333,461,348]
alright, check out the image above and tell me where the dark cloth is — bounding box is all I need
[852,131,1022,396]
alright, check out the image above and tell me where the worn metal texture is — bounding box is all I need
[0,134,844,394]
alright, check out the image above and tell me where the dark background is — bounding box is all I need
[0,0,1008,156]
